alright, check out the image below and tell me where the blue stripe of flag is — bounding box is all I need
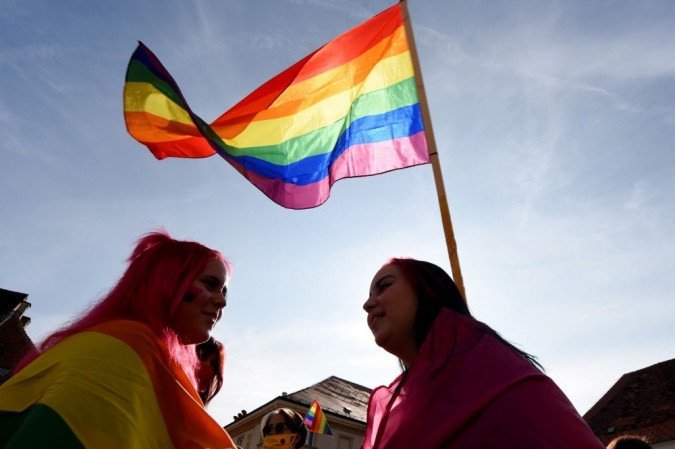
[229,103,424,186]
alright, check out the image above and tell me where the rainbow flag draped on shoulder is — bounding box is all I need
[303,399,333,436]
[123,3,429,209]
[0,320,235,449]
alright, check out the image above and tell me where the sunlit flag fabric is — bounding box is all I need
[303,399,333,436]
[123,3,429,209]
[0,320,236,449]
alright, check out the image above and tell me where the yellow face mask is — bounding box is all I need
[263,433,298,449]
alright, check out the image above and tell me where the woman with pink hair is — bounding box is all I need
[0,230,237,449]
[362,258,604,448]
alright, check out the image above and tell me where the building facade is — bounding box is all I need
[225,376,371,449]
[0,288,35,384]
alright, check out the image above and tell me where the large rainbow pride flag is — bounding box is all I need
[124,3,429,209]
[0,320,235,449]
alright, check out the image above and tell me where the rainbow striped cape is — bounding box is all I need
[0,320,235,449]
[303,399,332,436]
[123,3,429,209]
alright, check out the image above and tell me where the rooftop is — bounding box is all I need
[226,375,372,428]
[0,288,29,318]
[285,375,372,423]
[584,358,675,444]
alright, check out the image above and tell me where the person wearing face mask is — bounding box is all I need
[260,408,308,449]
[0,230,237,449]
[361,258,605,449]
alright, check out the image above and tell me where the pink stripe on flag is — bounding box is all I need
[236,131,429,209]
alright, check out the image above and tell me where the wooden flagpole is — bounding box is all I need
[401,0,467,300]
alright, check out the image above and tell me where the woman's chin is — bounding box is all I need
[374,335,391,352]
[179,330,211,345]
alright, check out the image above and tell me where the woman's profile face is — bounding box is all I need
[363,264,418,365]
[171,258,227,345]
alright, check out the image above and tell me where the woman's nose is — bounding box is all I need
[212,292,227,309]
[363,295,375,312]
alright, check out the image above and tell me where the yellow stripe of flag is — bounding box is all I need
[0,331,174,449]
[214,51,414,148]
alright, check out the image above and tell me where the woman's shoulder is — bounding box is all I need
[84,319,165,355]
[86,319,154,334]
[10,321,157,381]
[467,376,604,447]
[50,320,157,356]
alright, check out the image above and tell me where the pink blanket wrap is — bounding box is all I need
[362,309,604,449]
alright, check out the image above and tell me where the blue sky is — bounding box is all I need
[1,0,674,425]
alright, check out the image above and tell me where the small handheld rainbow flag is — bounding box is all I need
[123,3,428,209]
[303,399,333,436]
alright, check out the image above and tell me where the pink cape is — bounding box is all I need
[362,309,604,448]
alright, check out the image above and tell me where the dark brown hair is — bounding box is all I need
[607,435,652,449]
[196,337,225,405]
[389,258,542,370]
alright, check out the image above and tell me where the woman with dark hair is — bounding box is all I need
[0,230,237,449]
[361,258,604,448]
[260,408,308,449]
[196,337,226,406]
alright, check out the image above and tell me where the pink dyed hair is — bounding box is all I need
[16,230,231,386]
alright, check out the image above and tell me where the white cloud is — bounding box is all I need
[624,181,646,210]
[284,0,372,21]
[417,13,673,119]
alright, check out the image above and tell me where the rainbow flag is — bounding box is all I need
[123,3,429,209]
[303,399,333,436]
[0,320,235,449]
